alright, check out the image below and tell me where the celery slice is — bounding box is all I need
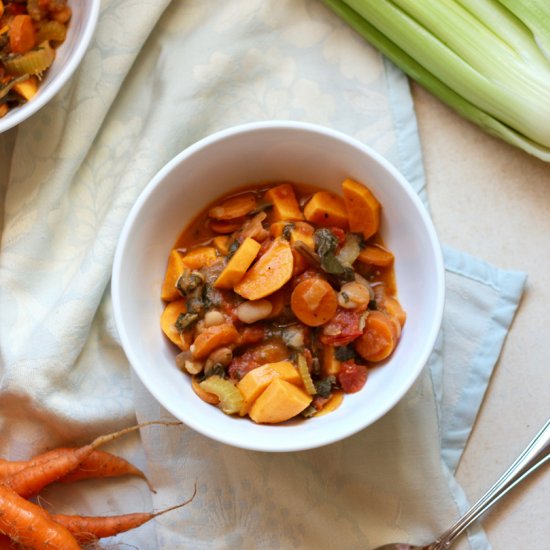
[297,354,317,395]
[199,375,244,415]
[3,41,55,76]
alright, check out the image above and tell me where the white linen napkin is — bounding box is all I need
[0,1,525,548]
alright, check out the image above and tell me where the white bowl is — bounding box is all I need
[0,1,100,133]
[112,121,445,452]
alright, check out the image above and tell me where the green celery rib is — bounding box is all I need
[341,0,550,149]
[498,0,550,61]
[321,0,550,161]
[456,0,550,69]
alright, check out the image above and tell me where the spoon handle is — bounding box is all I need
[432,417,550,549]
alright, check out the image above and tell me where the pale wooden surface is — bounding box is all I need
[412,83,550,549]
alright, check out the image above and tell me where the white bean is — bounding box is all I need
[204,310,225,327]
[236,299,273,324]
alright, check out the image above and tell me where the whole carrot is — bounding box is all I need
[0,449,151,488]
[0,484,80,550]
[3,421,179,498]
[52,487,197,543]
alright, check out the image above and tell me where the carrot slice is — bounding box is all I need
[209,192,257,220]
[290,277,338,327]
[209,217,246,234]
[9,15,36,54]
[234,237,293,300]
[357,244,394,267]
[191,323,239,360]
[342,178,380,239]
[353,311,396,362]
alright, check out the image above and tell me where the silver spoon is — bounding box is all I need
[374,417,550,550]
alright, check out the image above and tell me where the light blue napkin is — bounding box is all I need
[0,1,526,548]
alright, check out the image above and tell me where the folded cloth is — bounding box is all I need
[0,1,526,549]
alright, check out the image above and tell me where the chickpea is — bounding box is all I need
[204,347,233,375]
[337,281,372,310]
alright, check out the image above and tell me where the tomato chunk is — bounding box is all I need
[320,309,363,346]
[337,362,368,393]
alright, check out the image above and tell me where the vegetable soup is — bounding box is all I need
[0,0,72,117]
[160,179,406,424]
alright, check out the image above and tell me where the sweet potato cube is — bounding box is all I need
[249,377,312,424]
[237,361,300,415]
[181,246,218,269]
[214,237,261,289]
[234,237,293,300]
[264,183,304,222]
[213,235,231,256]
[161,249,185,302]
[269,221,287,238]
[342,178,380,239]
[303,191,348,229]
[357,244,394,267]
[160,299,187,349]
[289,222,315,248]
[13,76,38,101]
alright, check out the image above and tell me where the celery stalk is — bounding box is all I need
[322,0,550,161]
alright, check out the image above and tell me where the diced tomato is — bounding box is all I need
[228,355,260,381]
[320,308,363,346]
[330,227,347,247]
[311,394,331,411]
[237,325,266,347]
[337,361,368,393]
[228,338,287,380]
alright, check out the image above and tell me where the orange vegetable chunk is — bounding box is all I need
[342,178,380,239]
[249,377,312,424]
[9,15,36,54]
[213,235,231,256]
[237,361,301,415]
[264,183,304,221]
[353,311,396,362]
[13,76,38,101]
[160,299,188,350]
[209,217,246,234]
[181,246,217,269]
[303,191,348,229]
[290,277,338,327]
[161,249,185,302]
[357,244,394,267]
[214,237,261,289]
[234,237,293,300]
[191,323,240,360]
[208,192,257,220]
[322,345,342,376]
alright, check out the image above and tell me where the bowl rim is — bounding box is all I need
[112,120,446,451]
[0,0,101,134]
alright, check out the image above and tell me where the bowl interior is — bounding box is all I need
[0,1,100,133]
[112,122,444,452]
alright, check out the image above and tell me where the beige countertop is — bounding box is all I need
[412,83,550,549]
